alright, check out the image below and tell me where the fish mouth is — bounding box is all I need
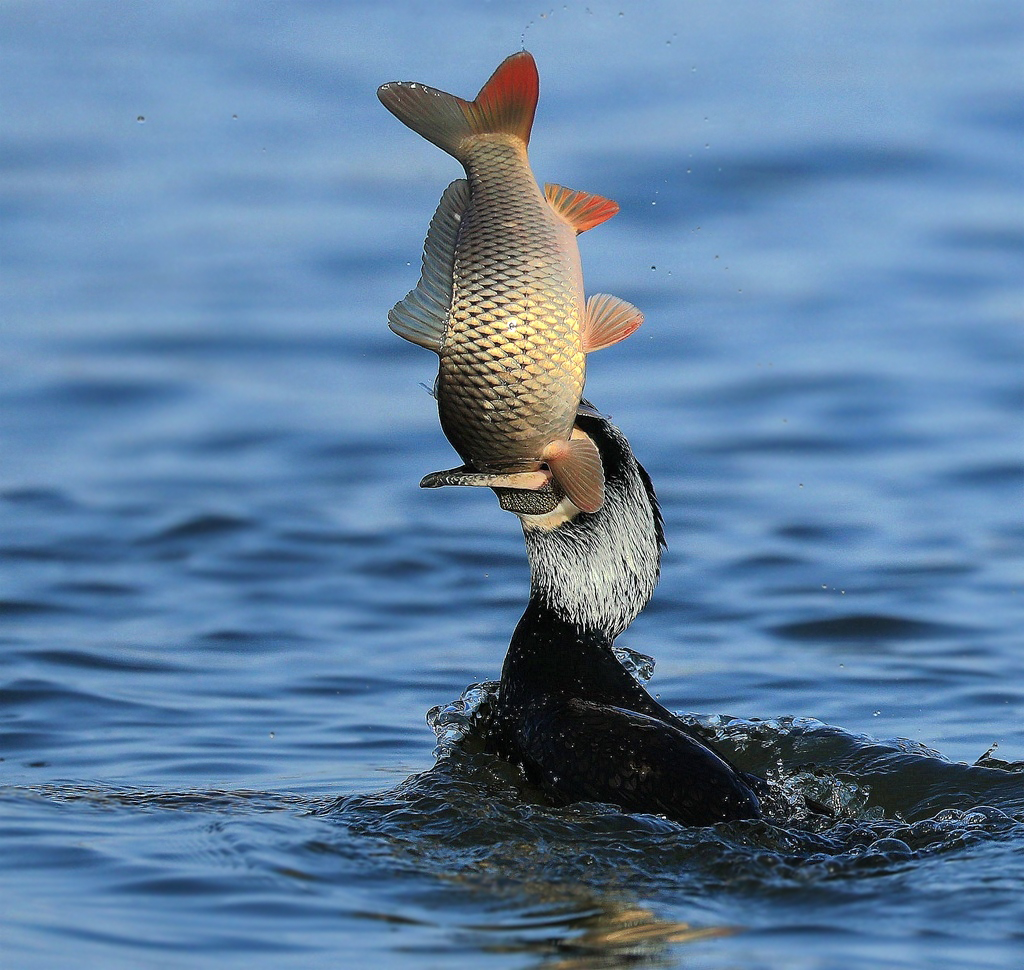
[419,404,609,518]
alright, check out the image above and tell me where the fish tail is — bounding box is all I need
[378,51,539,163]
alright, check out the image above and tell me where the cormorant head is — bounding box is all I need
[493,402,666,640]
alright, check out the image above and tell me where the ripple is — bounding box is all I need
[600,143,938,224]
[942,461,1024,489]
[50,580,141,598]
[139,513,254,545]
[0,487,77,509]
[30,649,178,674]
[334,732,1024,897]
[0,597,76,617]
[771,613,969,643]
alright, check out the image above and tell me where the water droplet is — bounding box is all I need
[867,837,912,858]
[964,805,1011,823]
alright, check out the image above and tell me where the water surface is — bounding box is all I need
[2,2,1022,967]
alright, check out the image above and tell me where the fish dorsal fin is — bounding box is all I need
[378,51,538,163]
[581,293,644,353]
[541,436,605,513]
[544,183,619,233]
[388,179,470,353]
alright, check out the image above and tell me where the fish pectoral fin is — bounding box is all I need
[544,183,619,234]
[420,466,550,490]
[541,437,605,513]
[581,293,644,353]
[388,179,470,354]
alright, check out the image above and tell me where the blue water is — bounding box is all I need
[2,1,1022,967]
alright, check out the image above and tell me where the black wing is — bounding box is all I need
[517,698,761,826]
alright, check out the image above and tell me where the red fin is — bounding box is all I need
[581,293,644,353]
[545,183,619,233]
[542,437,605,513]
[378,51,538,162]
[472,51,539,146]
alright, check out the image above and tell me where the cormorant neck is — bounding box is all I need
[515,410,665,642]
[499,593,644,708]
[511,594,613,661]
[496,409,667,708]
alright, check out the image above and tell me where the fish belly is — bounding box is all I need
[438,144,585,472]
[437,307,584,472]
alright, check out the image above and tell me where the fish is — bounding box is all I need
[378,51,642,514]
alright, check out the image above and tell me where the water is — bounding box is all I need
[2,1,1022,966]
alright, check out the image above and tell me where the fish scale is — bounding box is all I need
[378,51,642,513]
[441,140,584,466]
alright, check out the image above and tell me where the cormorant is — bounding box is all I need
[483,403,765,825]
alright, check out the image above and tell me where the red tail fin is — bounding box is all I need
[471,51,538,146]
[378,51,539,162]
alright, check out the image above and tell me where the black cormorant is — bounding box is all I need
[483,403,765,825]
